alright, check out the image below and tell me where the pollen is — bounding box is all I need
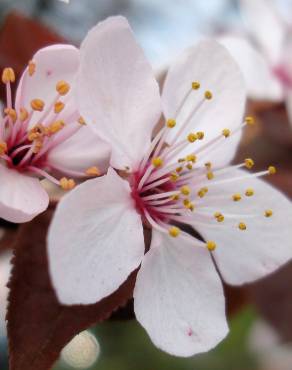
[48,120,65,135]
[170,172,179,182]
[268,166,276,175]
[183,198,191,207]
[4,108,17,122]
[28,60,36,76]
[214,212,224,222]
[178,158,185,163]
[187,133,197,143]
[205,162,212,170]
[86,166,100,177]
[204,90,213,100]
[265,209,273,217]
[238,222,247,230]
[2,67,15,84]
[245,116,255,125]
[198,187,208,198]
[54,101,65,113]
[222,128,231,138]
[181,185,191,196]
[170,194,180,201]
[245,158,254,169]
[232,193,242,201]
[56,80,70,96]
[169,226,180,237]
[19,108,29,121]
[31,99,45,112]
[186,163,193,170]
[245,188,254,197]
[206,171,214,180]
[60,177,76,190]
[0,141,7,155]
[78,116,86,125]
[152,157,163,168]
[32,139,43,153]
[192,81,200,90]
[176,166,183,173]
[196,131,204,140]
[166,118,176,128]
[206,241,216,251]
[186,154,196,163]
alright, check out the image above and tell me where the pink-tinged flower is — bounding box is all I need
[48,17,292,357]
[0,45,110,223]
[220,0,292,123]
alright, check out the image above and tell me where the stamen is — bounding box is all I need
[197,187,208,198]
[2,68,15,84]
[238,222,247,230]
[245,116,255,125]
[166,118,176,128]
[28,61,36,76]
[78,116,86,125]
[232,193,242,201]
[265,209,273,217]
[206,241,216,251]
[60,177,76,190]
[0,141,7,155]
[31,99,45,112]
[54,101,65,114]
[214,212,224,222]
[245,188,254,197]
[151,157,163,168]
[181,185,191,196]
[169,226,180,237]
[268,166,276,175]
[192,81,200,90]
[56,80,70,96]
[222,128,231,138]
[85,166,100,177]
[245,158,255,169]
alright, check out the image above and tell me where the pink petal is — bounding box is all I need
[240,0,285,64]
[48,168,145,305]
[162,40,245,167]
[15,44,79,128]
[77,16,162,170]
[194,169,292,285]
[134,230,228,357]
[0,164,49,223]
[47,126,111,176]
[220,36,283,101]
[285,91,292,126]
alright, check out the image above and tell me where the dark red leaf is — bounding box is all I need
[7,205,137,370]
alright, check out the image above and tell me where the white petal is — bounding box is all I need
[15,44,79,127]
[194,169,292,285]
[220,36,283,102]
[162,40,245,167]
[48,168,145,305]
[77,16,161,170]
[240,0,285,63]
[134,230,228,357]
[47,126,111,175]
[0,164,49,223]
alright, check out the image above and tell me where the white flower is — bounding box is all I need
[220,0,292,123]
[48,16,292,357]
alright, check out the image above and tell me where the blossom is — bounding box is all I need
[0,45,110,223]
[220,0,292,122]
[48,17,292,357]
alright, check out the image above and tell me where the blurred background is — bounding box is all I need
[0,0,292,369]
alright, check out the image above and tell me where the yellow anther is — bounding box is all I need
[32,139,43,154]
[196,131,204,140]
[48,120,65,135]
[198,187,208,198]
[170,172,179,182]
[176,166,183,173]
[4,108,17,122]
[238,222,247,230]
[54,101,65,114]
[178,158,185,163]
[170,194,180,201]
[186,154,196,163]
[268,166,276,175]
[245,116,255,125]
[192,81,200,90]
[0,141,7,155]
[166,118,176,128]
[214,212,224,222]
[2,68,15,84]
[183,198,191,207]
[204,90,213,100]
[169,226,180,237]
[28,61,36,76]
[232,193,242,201]
[265,209,273,218]
[31,99,45,112]
[151,157,163,168]
[181,185,191,196]
[60,177,76,190]
[28,125,45,141]
[78,116,86,125]
[19,108,29,122]
[56,80,70,96]
[187,133,197,143]
[206,241,216,251]
[206,171,214,180]
[245,158,254,169]
[245,188,254,197]
[205,162,212,169]
[222,128,231,138]
[86,166,101,177]
[188,203,195,211]
[186,163,193,170]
